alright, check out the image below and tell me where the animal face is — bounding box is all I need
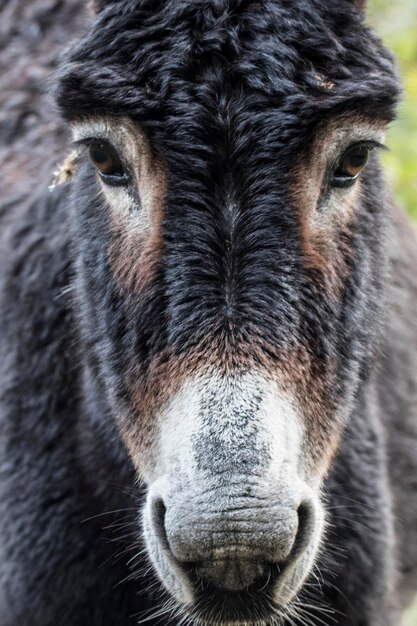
[56,0,399,623]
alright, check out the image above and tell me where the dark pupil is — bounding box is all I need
[87,142,126,185]
[348,150,367,168]
[91,146,111,166]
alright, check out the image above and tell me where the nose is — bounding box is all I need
[151,488,311,592]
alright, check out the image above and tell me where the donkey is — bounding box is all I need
[1,0,417,624]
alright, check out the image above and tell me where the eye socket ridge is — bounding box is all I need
[330,140,386,189]
[78,138,131,187]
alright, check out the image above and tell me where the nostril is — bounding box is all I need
[286,501,314,564]
[154,498,167,534]
[145,489,322,612]
[145,494,196,606]
[151,497,170,549]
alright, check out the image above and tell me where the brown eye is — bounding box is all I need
[88,141,129,186]
[332,145,371,188]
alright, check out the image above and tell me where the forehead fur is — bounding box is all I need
[59,0,396,447]
[56,0,400,127]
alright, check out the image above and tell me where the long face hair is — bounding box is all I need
[55,0,400,623]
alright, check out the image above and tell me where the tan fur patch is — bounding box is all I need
[71,116,166,291]
[291,114,386,292]
[108,139,166,292]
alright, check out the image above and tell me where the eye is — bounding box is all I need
[87,141,129,186]
[331,144,372,189]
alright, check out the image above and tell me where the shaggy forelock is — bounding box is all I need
[56,0,400,128]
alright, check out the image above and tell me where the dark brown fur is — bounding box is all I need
[1,2,417,625]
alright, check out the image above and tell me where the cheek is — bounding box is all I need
[119,420,161,483]
[107,220,162,293]
[294,184,361,295]
[103,156,166,293]
[114,355,188,482]
[267,350,344,480]
[303,413,343,480]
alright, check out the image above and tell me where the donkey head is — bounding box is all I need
[56,0,399,623]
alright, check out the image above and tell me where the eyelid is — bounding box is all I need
[72,137,111,149]
[327,138,386,191]
[73,137,132,183]
[344,139,388,153]
[332,139,388,175]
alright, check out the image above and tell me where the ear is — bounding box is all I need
[351,0,366,10]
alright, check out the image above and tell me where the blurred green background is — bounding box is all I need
[368,2,417,624]
[368,0,417,220]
